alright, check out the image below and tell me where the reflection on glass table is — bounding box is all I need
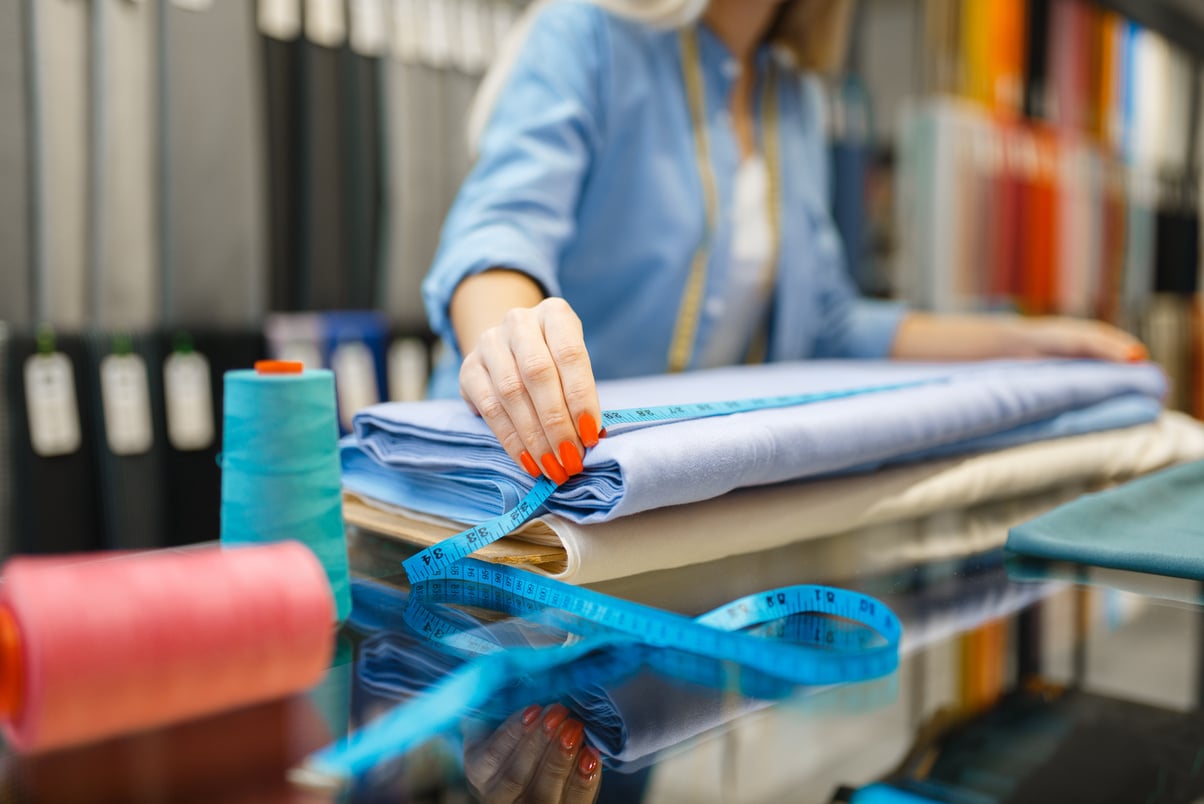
[3,515,1204,803]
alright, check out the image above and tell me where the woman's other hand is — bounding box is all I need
[464,704,602,804]
[891,313,1148,363]
[452,271,603,484]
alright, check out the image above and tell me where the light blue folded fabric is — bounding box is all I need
[343,360,1166,525]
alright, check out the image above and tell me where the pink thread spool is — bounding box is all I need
[0,541,335,753]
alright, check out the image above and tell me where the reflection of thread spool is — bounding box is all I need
[12,693,333,804]
[220,361,351,621]
[0,542,334,753]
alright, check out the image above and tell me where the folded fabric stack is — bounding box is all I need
[341,359,1204,583]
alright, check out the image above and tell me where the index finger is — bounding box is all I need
[539,301,603,449]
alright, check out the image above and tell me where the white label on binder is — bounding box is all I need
[258,0,302,40]
[388,337,429,402]
[350,0,390,56]
[278,341,324,370]
[100,354,154,457]
[24,353,82,458]
[332,342,380,430]
[164,351,215,452]
[305,0,346,48]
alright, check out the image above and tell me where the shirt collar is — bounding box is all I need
[693,22,782,88]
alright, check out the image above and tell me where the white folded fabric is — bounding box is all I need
[349,413,1204,584]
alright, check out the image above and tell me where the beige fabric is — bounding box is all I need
[346,413,1204,584]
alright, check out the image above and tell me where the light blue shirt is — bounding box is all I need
[422,1,906,398]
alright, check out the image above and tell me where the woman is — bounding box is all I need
[422,0,1144,486]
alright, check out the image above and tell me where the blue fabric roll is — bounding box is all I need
[343,359,1166,525]
[1007,459,1204,579]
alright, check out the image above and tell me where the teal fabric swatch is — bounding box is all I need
[1007,460,1204,579]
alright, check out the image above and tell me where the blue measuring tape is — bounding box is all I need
[305,379,929,781]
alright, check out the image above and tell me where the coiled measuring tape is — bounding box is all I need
[307,380,928,781]
[402,378,938,583]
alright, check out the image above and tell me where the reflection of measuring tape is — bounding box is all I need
[355,578,896,761]
[309,380,929,780]
[406,575,890,697]
[415,558,900,685]
[309,560,903,778]
[402,378,939,583]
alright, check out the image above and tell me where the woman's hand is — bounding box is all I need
[1008,316,1147,361]
[464,704,602,804]
[891,313,1148,363]
[454,275,603,484]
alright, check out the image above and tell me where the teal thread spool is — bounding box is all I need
[220,363,351,621]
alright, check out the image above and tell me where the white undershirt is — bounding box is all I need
[700,155,775,368]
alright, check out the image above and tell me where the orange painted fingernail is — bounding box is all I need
[543,704,568,735]
[519,451,541,478]
[599,428,608,439]
[577,746,600,778]
[1127,344,1148,363]
[579,413,600,448]
[559,440,583,475]
[540,454,568,485]
[521,704,543,726]
[560,719,585,753]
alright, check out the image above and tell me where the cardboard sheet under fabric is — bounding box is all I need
[6,333,105,554]
[0,1,29,328]
[1007,458,1204,579]
[161,0,266,327]
[346,412,1204,584]
[344,359,1168,527]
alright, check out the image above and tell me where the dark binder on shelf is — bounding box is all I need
[7,331,104,554]
[159,329,266,547]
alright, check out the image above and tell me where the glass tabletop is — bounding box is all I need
[3,512,1202,804]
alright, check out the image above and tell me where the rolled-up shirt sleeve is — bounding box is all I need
[421,3,609,358]
[799,77,907,359]
[811,213,908,358]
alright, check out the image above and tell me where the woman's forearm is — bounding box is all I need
[450,269,547,354]
[890,311,1145,362]
[889,312,1019,360]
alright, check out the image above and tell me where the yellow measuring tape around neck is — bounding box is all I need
[669,29,783,373]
